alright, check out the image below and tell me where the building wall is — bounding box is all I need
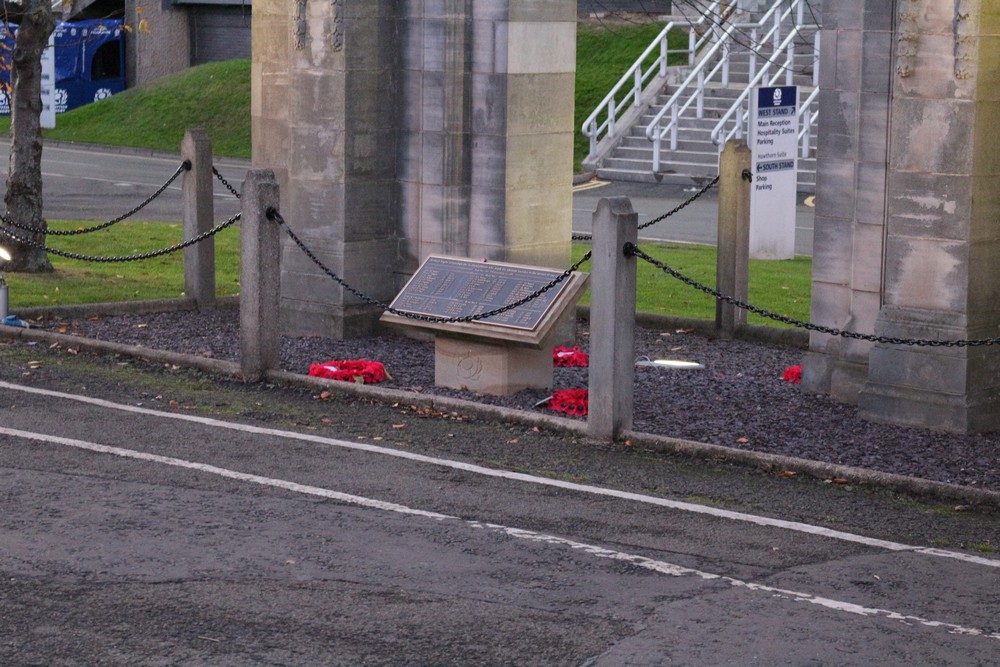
[124,0,189,88]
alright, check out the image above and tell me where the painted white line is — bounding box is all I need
[2,380,998,570]
[0,427,452,521]
[3,424,998,643]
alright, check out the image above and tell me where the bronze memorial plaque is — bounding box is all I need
[388,256,569,331]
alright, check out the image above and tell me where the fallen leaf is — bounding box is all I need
[507,438,520,445]
[532,426,540,433]
[736,437,749,444]
[832,478,849,484]
[624,440,633,447]
[319,391,332,400]
[779,470,797,477]
[392,424,406,429]
[67,348,78,356]
[954,505,971,512]
[320,417,333,424]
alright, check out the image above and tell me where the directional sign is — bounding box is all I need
[750,85,798,259]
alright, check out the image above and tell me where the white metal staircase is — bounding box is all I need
[581,0,821,192]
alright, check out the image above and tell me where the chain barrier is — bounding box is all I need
[267,207,591,325]
[0,161,192,237]
[0,212,241,263]
[571,176,720,242]
[627,243,1000,348]
[213,167,241,200]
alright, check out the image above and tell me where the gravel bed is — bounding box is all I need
[37,307,1000,492]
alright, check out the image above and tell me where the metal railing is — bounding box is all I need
[644,0,815,173]
[709,26,820,152]
[579,0,737,168]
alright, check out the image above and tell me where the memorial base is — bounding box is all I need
[434,336,553,396]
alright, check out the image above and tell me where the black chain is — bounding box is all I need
[0,161,191,237]
[268,207,591,324]
[0,212,241,263]
[627,243,1000,347]
[213,167,241,199]
[572,176,720,242]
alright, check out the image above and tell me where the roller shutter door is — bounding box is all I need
[189,7,252,65]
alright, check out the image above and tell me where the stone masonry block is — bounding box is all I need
[885,171,971,241]
[854,163,888,225]
[470,73,508,134]
[508,0,576,22]
[861,31,892,93]
[505,73,575,134]
[834,29,862,90]
[822,2,864,31]
[810,215,853,284]
[851,222,885,293]
[857,94,889,164]
[882,236,968,312]
[505,22,576,74]
[814,158,856,222]
[890,98,974,174]
[505,133,573,189]
[816,90,858,156]
[292,71,346,125]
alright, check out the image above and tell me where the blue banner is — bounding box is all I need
[0,19,125,115]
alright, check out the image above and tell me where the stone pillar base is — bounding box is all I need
[434,337,553,396]
[858,307,1000,434]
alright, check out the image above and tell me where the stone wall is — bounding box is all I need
[124,0,189,89]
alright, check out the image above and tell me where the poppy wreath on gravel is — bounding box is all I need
[308,360,388,384]
[548,388,588,416]
[553,345,589,367]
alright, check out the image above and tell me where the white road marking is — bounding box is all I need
[2,423,998,643]
[2,380,998,570]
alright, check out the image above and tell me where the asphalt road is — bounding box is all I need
[0,346,998,665]
[0,140,815,255]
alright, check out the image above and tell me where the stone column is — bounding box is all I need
[857,0,1000,432]
[399,1,576,273]
[254,1,576,339]
[801,0,894,403]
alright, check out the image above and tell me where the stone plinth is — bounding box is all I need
[434,337,553,395]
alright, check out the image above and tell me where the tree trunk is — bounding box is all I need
[1,1,55,273]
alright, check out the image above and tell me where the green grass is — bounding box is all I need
[0,60,251,159]
[4,220,241,307]
[5,231,810,326]
[573,242,812,327]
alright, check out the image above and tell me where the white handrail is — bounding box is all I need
[710,26,820,152]
[645,0,807,173]
[580,0,733,163]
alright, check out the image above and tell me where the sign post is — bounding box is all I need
[749,85,798,259]
[40,32,55,129]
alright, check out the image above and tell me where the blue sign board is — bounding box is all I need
[0,19,126,115]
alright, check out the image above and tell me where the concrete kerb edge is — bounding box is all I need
[3,321,998,510]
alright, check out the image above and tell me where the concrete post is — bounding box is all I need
[240,169,281,381]
[716,140,751,336]
[182,128,215,306]
[588,197,638,442]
